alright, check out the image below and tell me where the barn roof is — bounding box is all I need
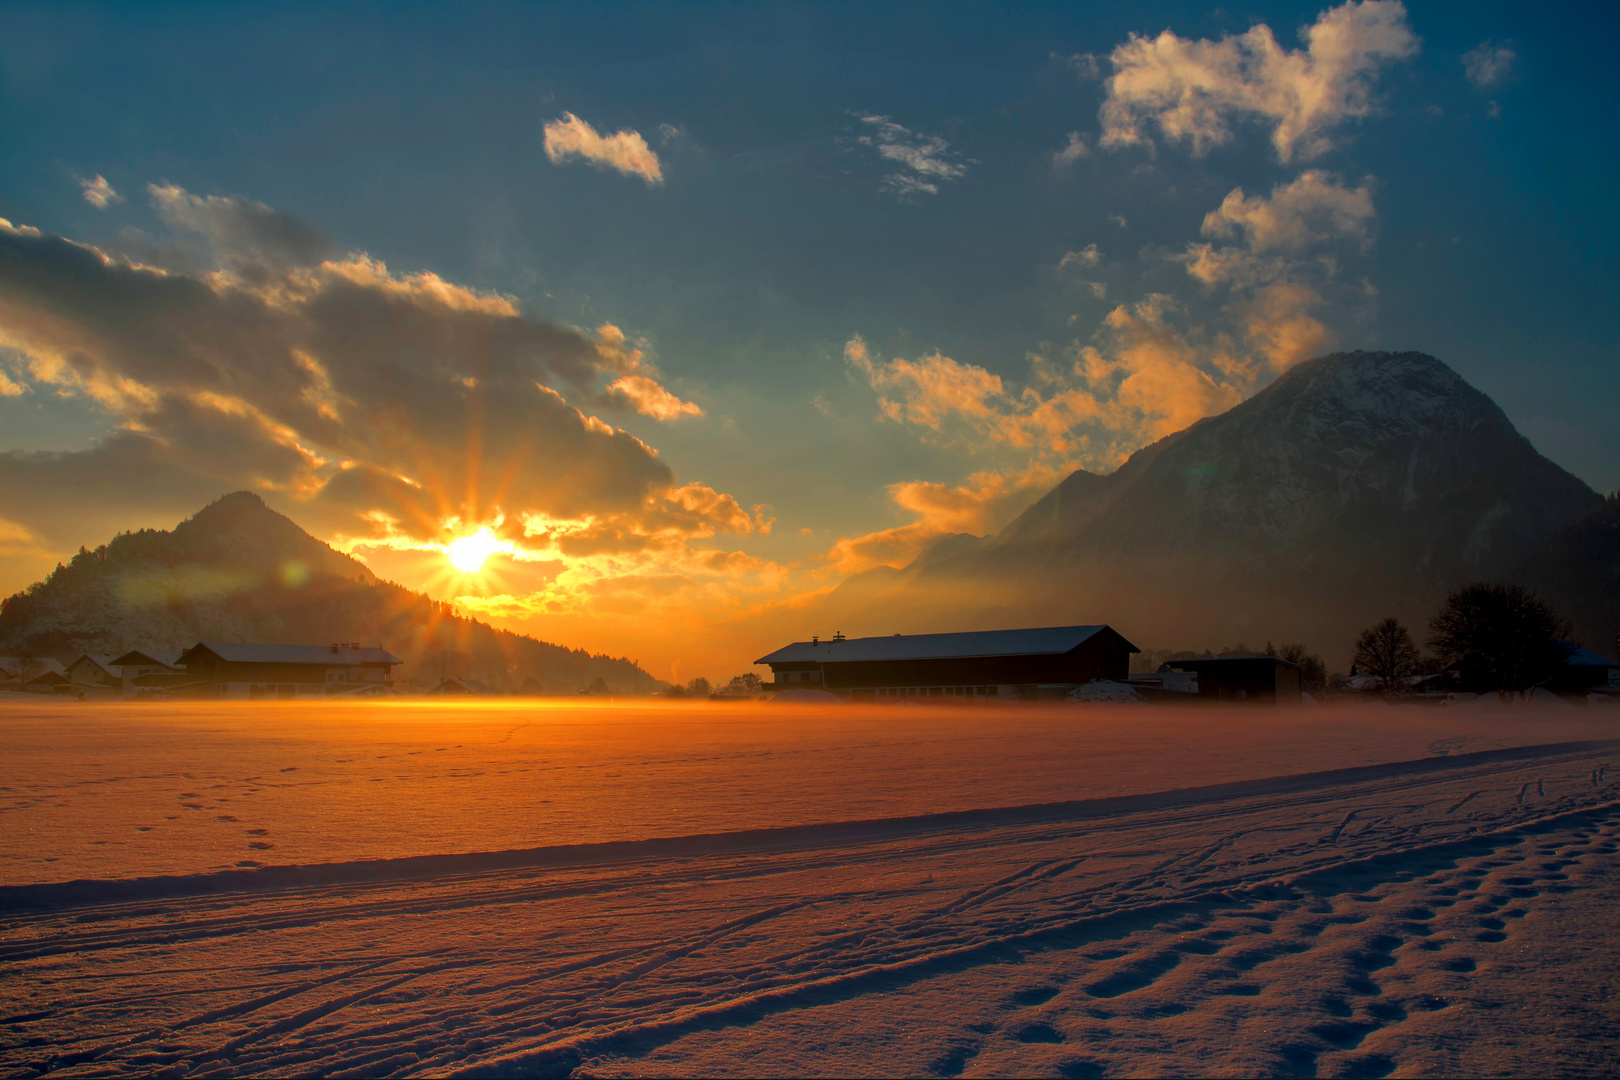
[110,649,185,669]
[179,643,401,666]
[1563,643,1619,669]
[68,654,123,677]
[756,625,1134,665]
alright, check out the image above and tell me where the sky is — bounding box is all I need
[1,0,1616,681]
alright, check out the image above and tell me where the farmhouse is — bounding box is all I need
[175,642,402,699]
[64,655,123,698]
[756,625,1139,703]
[109,650,187,696]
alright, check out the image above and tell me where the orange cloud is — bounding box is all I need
[605,375,703,420]
[824,465,1065,575]
[543,113,664,185]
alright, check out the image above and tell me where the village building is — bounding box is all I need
[0,657,67,692]
[108,650,188,696]
[756,625,1139,703]
[1159,656,1303,705]
[174,642,402,699]
[64,655,123,698]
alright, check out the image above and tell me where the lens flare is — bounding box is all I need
[447,528,504,573]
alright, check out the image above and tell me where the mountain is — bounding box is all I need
[0,492,658,694]
[821,351,1611,668]
[1512,493,1620,657]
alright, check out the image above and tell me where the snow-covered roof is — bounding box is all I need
[756,625,1132,665]
[1563,644,1618,669]
[68,655,123,678]
[180,643,401,666]
[110,649,185,669]
[0,657,67,678]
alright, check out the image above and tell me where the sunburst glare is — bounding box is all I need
[447,528,506,574]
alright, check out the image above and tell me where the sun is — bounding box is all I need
[446,528,504,574]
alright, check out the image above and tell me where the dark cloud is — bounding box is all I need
[0,208,681,551]
[149,183,335,266]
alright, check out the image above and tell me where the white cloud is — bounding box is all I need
[1109,214,1129,228]
[1053,131,1091,166]
[1099,0,1419,162]
[1463,41,1516,88]
[1200,171,1375,253]
[856,115,967,197]
[543,113,664,186]
[78,175,122,209]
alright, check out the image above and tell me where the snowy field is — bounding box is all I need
[3,699,1619,1077]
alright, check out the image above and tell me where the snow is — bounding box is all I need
[3,698,1619,1076]
[1066,681,1143,704]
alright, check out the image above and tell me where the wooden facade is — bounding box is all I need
[175,643,401,699]
[757,625,1139,703]
[1163,656,1302,706]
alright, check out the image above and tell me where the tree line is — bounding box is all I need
[1353,582,1574,698]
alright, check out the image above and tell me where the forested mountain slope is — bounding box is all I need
[0,492,657,694]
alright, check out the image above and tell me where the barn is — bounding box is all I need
[756,625,1139,703]
[175,642,402,699]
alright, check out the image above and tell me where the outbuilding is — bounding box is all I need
[1161,656,1302,706]
[756,624,1139,703]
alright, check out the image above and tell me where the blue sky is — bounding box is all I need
[1,0,1615,673]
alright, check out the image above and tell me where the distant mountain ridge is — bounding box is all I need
[823,351,1615,666]
[0,492,658,694]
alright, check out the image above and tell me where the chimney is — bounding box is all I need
[330,644,339,653]
[833,631,846,642]
[812,635,819,646]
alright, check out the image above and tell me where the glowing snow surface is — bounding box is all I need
[3,699,1619,1077]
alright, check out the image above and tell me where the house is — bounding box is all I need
[109,649,186,695]
[64,655,123,698]
[1160,656,1302,706]
[425,677,492,696]
[1550,643,1619,692]
[174,642,402,699]
[0,657,66,691]
[24,670,72,695]
[755,625,1139,703]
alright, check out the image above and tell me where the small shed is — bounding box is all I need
[1163,656,1303,706]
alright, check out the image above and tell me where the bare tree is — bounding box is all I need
[1353,618,1419,692]
[1275,643,1327,695]
[723,672,763,695]
[1429,583,1570,699]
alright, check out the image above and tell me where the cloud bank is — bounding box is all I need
[0,190,779,650]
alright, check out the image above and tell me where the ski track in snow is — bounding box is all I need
[4,741,1620,1078]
